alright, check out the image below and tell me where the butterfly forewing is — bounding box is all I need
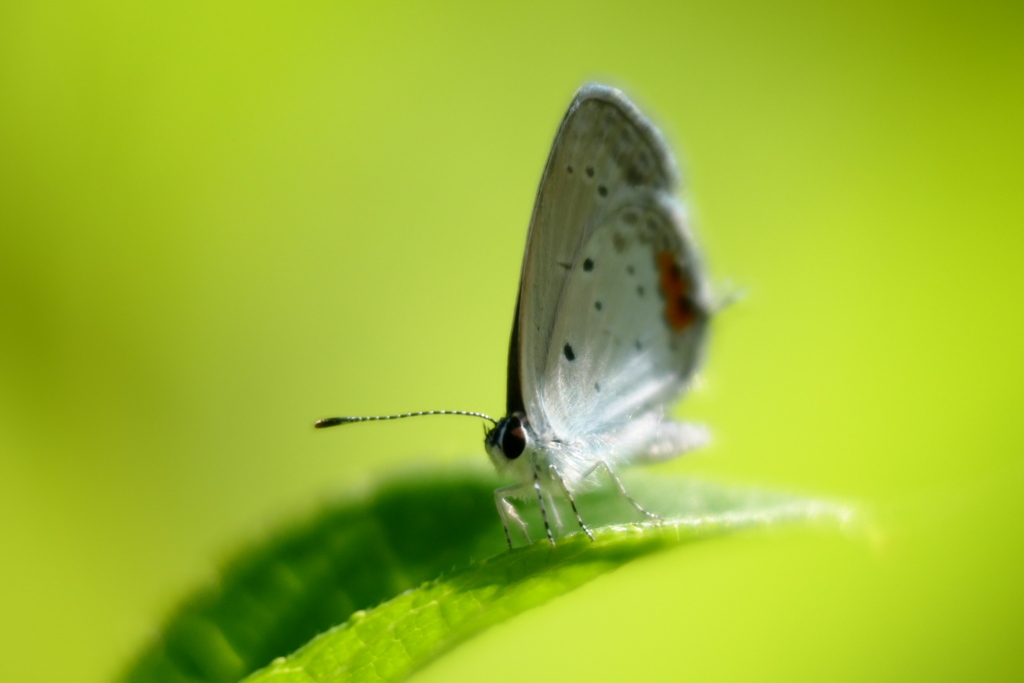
[512,85,679,438]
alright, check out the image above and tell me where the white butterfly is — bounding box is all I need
[317,84,714,548]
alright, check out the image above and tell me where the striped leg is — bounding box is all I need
[551,464,594,541]
[494,483,530,548]
[583,461,663,521]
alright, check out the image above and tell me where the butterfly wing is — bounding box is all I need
[509,84,680,432]
[540,189,712,479]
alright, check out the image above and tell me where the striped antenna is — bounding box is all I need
[314,410,498,429]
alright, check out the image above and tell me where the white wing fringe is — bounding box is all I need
[633,419,710,464]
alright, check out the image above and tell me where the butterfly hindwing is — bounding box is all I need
[540,190,711,472]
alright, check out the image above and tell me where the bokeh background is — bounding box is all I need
[2,1,1022,681]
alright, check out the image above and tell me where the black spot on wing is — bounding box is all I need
[563,343,576,362]
[585,166,595,178]
[583,258,594,271]
[637,285,645,297]
[594,300,602,311]
[597,185,608,197]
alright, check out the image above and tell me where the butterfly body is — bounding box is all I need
[316,83,716,548]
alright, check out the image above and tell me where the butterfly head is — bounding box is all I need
[484,412,530,471]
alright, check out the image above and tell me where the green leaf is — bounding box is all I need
[120,467,853,683]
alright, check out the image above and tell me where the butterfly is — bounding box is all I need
[317,84,715,548]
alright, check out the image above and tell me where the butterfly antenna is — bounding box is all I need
[314,410,498,429]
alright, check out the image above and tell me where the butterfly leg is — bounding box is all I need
[533,469,556,547]
[550,464,594,541]
[583,461,663,521]
[494,483,531,548]
[543,488,564,532]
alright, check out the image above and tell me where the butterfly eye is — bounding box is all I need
[502,419,526,460]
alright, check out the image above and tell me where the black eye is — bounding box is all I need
[503,422,526,460]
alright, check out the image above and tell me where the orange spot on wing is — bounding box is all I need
[657,251,698,331]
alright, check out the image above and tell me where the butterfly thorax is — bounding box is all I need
[485,412,579,494]
[485,410,611,489]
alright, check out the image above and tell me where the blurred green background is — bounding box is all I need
[2,0,1022,681]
